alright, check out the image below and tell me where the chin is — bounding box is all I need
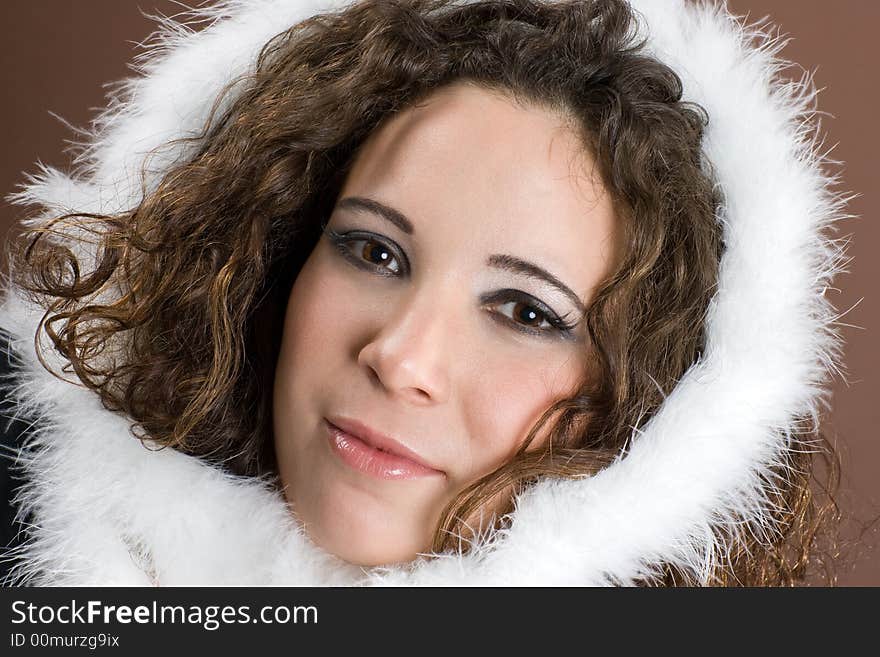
[309,523,431,567]
[300,496,435,567]
[325,539,424,568]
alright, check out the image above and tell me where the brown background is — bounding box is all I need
[1,1,876,585]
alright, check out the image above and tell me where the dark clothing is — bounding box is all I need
[0,328,32,584]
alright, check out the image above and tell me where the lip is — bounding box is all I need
[324,416,445,480]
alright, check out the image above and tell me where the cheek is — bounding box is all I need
[460,346,585,481]
[274,245,362,469]
[277,246,360,380]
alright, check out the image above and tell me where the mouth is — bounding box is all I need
[323,417,445,481]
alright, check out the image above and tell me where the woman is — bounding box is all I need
[0,0,846,585]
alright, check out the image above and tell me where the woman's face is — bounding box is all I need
[273,81,617,566]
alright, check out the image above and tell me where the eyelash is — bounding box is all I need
[325,227,408,277]
[324,227,577,338]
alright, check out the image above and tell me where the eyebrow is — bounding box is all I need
[486,254,586,315]
[335,196,413,234]
[335,195,586,313]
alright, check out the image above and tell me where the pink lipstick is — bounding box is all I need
[324,418,444,480]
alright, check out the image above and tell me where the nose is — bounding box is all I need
[357,290,452,405]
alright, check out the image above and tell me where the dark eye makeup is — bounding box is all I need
[478,289,577,338]
[324,227,408,277]
[323,226,578,339]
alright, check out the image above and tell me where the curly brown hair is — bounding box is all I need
[9,0,841,585]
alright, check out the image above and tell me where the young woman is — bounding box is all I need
[0,0,846,585]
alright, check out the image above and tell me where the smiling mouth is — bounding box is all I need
[323,419,445,480]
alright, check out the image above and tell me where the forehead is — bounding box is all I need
[339,81,617,289]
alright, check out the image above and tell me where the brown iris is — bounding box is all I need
[513,302,543,326]
[362,241,392,267]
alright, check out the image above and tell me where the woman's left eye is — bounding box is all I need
[493,300,555,330]
[483,291,577,338]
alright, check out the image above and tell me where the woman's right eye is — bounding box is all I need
[325,229,405,276]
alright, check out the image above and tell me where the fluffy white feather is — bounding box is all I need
[0,0,849,586]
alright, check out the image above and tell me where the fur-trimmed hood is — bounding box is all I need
[0,0,849,585]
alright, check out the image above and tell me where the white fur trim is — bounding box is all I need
[0,0,849,585]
